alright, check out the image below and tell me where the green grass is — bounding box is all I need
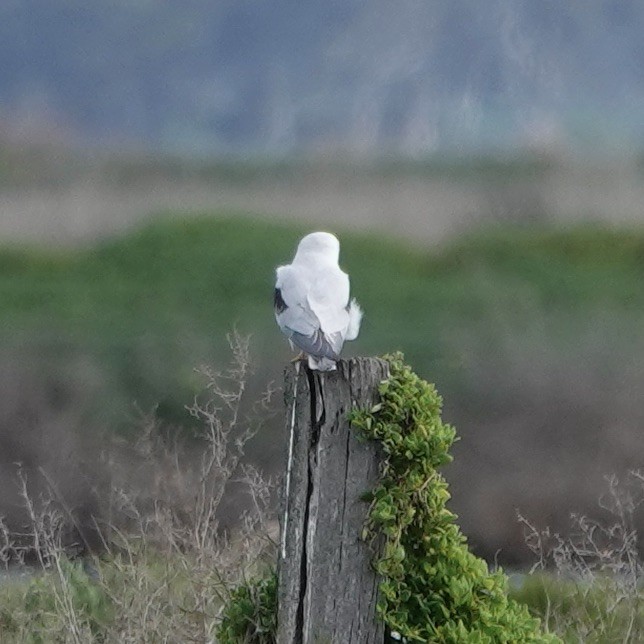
[1,551,639,643]
[0,553,227,643]
[1,214,643,431]
[510,574,644,643]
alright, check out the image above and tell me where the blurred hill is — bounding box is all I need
[1,1,644,155]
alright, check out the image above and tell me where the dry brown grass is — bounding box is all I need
[1,154,643,247]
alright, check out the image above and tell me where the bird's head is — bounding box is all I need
[293,232,340,265]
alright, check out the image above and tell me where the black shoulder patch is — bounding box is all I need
[274,288,287,313]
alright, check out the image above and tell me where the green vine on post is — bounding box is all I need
[350,353,560,643]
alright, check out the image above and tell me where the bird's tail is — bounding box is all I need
[345,299,363,341]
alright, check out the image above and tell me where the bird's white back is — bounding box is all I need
[274,231,362,369]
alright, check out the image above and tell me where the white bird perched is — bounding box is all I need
[274,232,363,371]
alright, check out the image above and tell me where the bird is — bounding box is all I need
[274,232,363,371]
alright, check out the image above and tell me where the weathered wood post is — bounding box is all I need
[277,357,389,644]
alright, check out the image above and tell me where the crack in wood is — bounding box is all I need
[338,421,351,574]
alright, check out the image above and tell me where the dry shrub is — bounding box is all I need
[0,343,109,559]
[0,332,278,643]
[516,472,644,642]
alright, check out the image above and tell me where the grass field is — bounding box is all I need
[1,214,643,563]
[1,214,642,416]
[0,214,643,641]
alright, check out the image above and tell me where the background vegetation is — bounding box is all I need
[1,213,643,564]
[0,142,642,641]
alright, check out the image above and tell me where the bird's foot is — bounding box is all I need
[290,351,307,363]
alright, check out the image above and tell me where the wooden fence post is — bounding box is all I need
[277,357,389,644]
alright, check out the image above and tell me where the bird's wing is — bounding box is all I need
[306,268,350,336]
[274,265,320,336]
[275,265,348,358]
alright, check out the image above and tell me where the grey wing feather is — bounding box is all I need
[274,266,320,336]
[289,328,342,359]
